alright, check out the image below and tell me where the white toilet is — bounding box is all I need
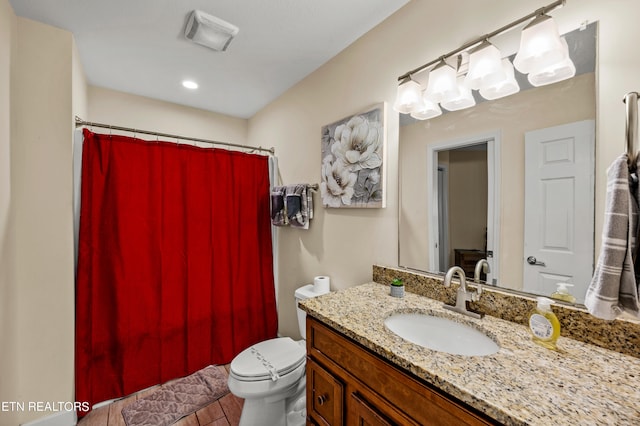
[228,284,325,426]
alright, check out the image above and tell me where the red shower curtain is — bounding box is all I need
[75,129,277,410]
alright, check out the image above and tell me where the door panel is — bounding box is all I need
[523,120,595,302]
[350,393,394,426]
[307,358,344,426]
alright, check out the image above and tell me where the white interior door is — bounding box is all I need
[523,120,595,302]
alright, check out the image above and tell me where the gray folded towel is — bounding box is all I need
[585,154,640,319]
[286,184,311,229]
[271,184,314,228]
[271,186,287,226]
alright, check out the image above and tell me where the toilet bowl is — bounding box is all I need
[227,284,326,426]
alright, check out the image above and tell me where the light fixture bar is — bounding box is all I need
[397,0,565,82]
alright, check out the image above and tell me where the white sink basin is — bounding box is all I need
[384,312,499,356]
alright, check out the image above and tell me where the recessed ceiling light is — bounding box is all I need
[182,80,198,89]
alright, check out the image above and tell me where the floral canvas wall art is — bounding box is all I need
[320,103,386,208]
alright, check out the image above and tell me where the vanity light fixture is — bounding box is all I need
[393,78,423,114]
[424,59,459,103]
[393,0,573,120]
[464,41,506,91]
[410,96,442,120]
[513,14,566,74]
[441,76,476,112]
[479,59,520,100]
[526,37,576,87]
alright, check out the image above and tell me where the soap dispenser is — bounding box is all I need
[529,297,560,350]
[550,282,576,303]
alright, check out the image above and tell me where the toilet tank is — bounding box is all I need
[294,284,328,339]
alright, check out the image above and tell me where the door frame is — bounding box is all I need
[426,131,501,284]
[437,165,450,271]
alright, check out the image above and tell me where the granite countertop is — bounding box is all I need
[299,282,640,426]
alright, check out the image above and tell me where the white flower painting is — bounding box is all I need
[320,103,386,208]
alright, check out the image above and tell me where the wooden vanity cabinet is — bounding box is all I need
[306,317,497,426]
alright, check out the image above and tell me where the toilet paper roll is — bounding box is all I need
[313,276,330,294]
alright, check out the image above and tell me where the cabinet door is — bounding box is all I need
[349,393,394,426]
[307,358,344,426]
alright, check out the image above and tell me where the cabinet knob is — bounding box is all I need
[317,394,327,406]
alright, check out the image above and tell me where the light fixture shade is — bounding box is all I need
[425,61,459,103]
[479,59,520,100]
[464,41,506,90]
[441,76,476,111]
[184,10,239,52]
[393,78,423,114]
[410,95,442,120]
[513,14,565,74]
[527,37,576,86]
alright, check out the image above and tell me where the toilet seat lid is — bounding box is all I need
[230,337,306,381]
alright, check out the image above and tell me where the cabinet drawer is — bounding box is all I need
[307,358,344,426]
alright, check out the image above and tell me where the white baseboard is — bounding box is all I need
[21,410,77,426]
[91,398,120,410]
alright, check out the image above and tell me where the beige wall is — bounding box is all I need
[0,0,17,424]
[247,66,400,338]
[73,40,88,125]
[88,86,248,145]
[248,0,640,338]
[9,16,76,424]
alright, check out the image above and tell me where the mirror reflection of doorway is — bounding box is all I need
[437,144,488,276]
[428,133,499,285]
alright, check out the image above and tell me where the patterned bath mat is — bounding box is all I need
[121,365,230,426]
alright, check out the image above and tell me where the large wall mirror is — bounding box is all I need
[398,23,597,306]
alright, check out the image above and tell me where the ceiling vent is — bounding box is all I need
[184,10,239,52]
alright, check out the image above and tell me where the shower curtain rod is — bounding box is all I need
[75,116,275,155]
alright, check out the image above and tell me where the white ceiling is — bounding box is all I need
[9,0,409,119]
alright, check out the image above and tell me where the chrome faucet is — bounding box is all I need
[442,266,483,319]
